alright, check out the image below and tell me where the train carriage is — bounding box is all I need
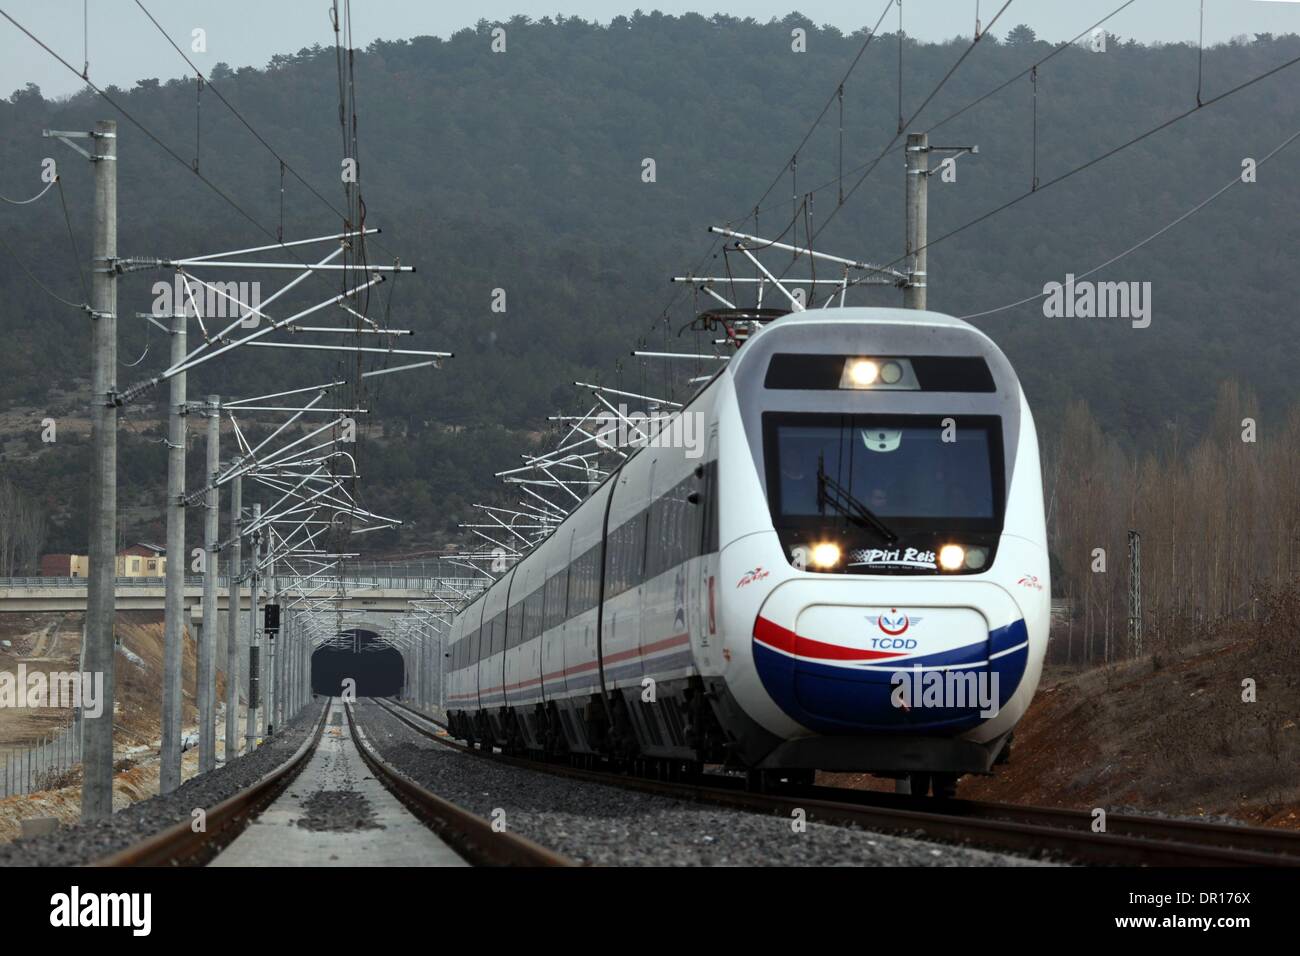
[446,307,1050,794]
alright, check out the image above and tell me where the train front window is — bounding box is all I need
[764,414,1004,529]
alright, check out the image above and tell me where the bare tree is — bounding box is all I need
[0,476,47,576]
[1045,381,1295,666]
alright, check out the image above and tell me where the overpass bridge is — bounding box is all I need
[0,574,477,616]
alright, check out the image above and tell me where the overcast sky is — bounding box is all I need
[3,1,1299,99]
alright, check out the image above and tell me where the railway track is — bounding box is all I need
[92,699,571,867]
[372,696,1300,868]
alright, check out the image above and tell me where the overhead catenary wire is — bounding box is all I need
[0,231,87,311]
[129,0,396,264]
[746,0,898,217]
[0,179,55,205]
[744,0,1142,224]
[638,0,901,355]
[55,176,90,305]
[958,122,1300,320]
[819,46,1300,306]
[807,0,1017,248]
[0,8,316,271]
[925,52,1300,259]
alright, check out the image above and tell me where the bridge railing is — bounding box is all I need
[0,575,489,594]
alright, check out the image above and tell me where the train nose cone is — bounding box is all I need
[750,581,1028,735]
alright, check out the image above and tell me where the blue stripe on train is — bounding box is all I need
[754,618,1029,735]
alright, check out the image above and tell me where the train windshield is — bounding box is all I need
[764,414,1004,527]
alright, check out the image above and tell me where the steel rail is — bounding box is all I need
[91,702,329,867]
[372,697,1300,868]
[343,702,573,867]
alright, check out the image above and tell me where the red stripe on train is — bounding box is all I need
[753,616,907,662]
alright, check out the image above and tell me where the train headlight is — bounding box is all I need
[964,547,988,570]
[839,357,917,390]
[938,544,965,571]
[810,542,842,569]
[844,359,879,387]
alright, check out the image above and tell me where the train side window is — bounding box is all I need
[568,550,583,616]
[558,567,570,626]
[526,589,544,641]
[585,545,598,609]
[507,601,522,649]
[634,509,648,586]
[573,547,591,615]
[545,568,568,630]
[566,555,580,617]
[668,479,690,568]
[646,497,665,579]
[607,516,645,596]
[605,526,622,598]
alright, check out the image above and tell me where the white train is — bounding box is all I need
[446,308,1050,795]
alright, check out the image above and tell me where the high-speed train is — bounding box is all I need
[446,307,1050,795]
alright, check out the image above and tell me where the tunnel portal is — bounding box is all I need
[311,628,405,697]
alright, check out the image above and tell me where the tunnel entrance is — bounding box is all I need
[311,629,405,697]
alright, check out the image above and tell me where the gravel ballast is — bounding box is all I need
[355,699,1055,867]
[0,701,326,867]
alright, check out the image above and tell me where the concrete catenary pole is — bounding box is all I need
[302,623,311,708]
[198,395,220,773]
[245,505,262,751]
[263,537,275,735]
[268,567,278,733]
[223,469,242,761]
[160,308,187,794]
[903,131,928,311]
[82,118,118,821]
[284,616,294,720]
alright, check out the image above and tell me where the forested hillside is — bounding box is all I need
[1,13,1298,572]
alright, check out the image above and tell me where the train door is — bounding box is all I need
[542,529,576,700]
[690,428,721,673]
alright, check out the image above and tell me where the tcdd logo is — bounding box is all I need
[876,608,918,636]
[872,637,917,650]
